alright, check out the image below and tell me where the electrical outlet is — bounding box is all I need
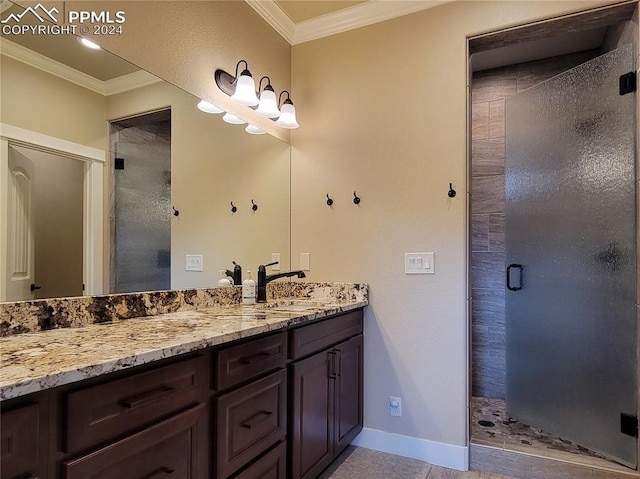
[271,253,281,271]
[300,253,310,271]
[390,396,402,417]
[185,254,203,272]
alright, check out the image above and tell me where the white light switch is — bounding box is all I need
[185,254,203,272]
[271,253,281,271]
[300,253,310,271]
[405,252,434,274]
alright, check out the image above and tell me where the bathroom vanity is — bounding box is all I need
[0,283,367,479]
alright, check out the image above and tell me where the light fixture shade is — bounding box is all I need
[275,103,299,129]
[222,112,246,125]
[255,89,280,118]
[230,74,259,106]
[245,124,266,135]
[78,37,101,50]
[197,100,223,114]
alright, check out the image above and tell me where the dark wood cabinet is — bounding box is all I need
[1,401,45,479]
[289,311,364,479]
[63,403,205,479]
[232,442,286,479]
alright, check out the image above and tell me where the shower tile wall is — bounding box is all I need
[470,50,601,399]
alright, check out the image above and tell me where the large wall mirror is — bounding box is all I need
[0,1,291,301]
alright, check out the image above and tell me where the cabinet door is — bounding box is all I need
[334,335,363,453]
[1,402,42,479]
[289,350,334,479]
[64,403,205,479]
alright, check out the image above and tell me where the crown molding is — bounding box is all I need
[104,70,161,95]
[1,38,161,96]
[293,0,450,45]
[245,0,295,44]
[244,0,452,46]
[0,37,105,94]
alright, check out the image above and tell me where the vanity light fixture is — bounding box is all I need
[245,124,266,135]
[222,112,246,125]
[255,77,280,119]
[275,91,299,129]
[197,100,223,114]
[215,60,259,107]
[78,37,101,50]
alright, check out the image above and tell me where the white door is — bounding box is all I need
[6,145,35,301]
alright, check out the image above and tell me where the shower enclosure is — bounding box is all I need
[505,44,637,467]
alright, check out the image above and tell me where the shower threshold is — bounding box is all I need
[470,396,636,474]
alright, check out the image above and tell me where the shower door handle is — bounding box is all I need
[506,264,523,291]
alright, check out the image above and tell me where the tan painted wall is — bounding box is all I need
[107,82,291,289]
[290,0,626,448]
[0,55,106,149]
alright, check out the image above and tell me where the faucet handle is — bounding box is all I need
[264,261,279,268]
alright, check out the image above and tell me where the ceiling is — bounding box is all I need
[274,0,366,24]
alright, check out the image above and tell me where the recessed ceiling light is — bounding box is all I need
[78,37,101,50]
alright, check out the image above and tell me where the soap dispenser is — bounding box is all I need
[218,270,232,287]
[242,271,256,304]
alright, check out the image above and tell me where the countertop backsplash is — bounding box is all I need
[0,282,368,337]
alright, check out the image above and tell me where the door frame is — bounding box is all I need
[0,123,105,301]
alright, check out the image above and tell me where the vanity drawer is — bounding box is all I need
[214,332,287,391]
[1,402,40,479]
[64,403,204,479]
[232,441,286,479]
[216,369,287,479]
[65,355,205,453]
[289,310,363,360]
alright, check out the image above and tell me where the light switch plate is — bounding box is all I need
[185,254,203,272]
[300,253,310,271]
[271,253,281,271]
[405,252,434,274]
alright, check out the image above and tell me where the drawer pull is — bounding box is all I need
[328,351,338,379]
[240,351,271,365]
[119,386,175,409]
[241,410,273,429]
[139,466,175,479]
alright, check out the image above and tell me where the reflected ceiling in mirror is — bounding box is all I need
[0,12,291,302]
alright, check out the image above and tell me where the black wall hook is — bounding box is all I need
[251,200,258,211]
[172,206,180,216]
[353,191,361,205]
[230,202,237,213]
[448,183,457,198]
[326,194,334,206]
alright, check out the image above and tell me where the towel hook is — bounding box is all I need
[172,206,180,216]
[230,202,237,213]
[251,199,258,211]
[448,183,457,198]
[326,194,334,206]
[353,191,361,205]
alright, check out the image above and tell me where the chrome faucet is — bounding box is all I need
[257,261,306,303]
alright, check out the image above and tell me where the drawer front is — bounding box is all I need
[64,403,204,479]
[65,355,204,453]
[216,369,287,479]
[232,442,286,479]
[215,333,287,391]
[1,403,40,479]
[289,310,363,360]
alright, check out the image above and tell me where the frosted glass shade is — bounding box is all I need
[222,112,246,125]
[255,89,280,118]
[275,103,299,129]
[197,100,223,114]
[78,37,101,49]
[230,74,259,106]
[245,124,266,135]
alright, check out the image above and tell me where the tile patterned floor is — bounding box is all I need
[319,446,519,479]
[470,396,608,460]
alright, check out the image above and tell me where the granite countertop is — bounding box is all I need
[0,298,367,401]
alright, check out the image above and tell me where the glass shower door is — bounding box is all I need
[505,44,637,467]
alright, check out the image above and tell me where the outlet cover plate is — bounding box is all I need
[390,396,402,417]
[271,253,281,271]
[300,253,310,271]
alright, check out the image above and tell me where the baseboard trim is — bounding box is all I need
[351,427,469,471]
